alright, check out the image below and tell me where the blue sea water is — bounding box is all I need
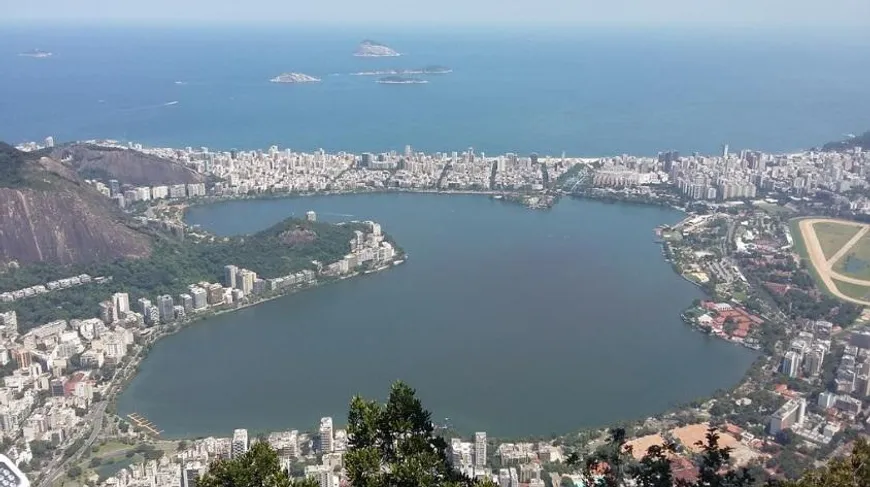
[2,25,869,155]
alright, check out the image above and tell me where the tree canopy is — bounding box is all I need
[197,442,317,487]
[345,381,492,487]
[777,438,870,487]
[194,382,870,487]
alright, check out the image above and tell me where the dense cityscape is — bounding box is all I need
[2,132,870,487]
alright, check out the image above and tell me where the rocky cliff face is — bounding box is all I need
[0,143,152,266]
[50,144,206,186]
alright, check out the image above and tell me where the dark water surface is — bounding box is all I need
[117,194,756,438]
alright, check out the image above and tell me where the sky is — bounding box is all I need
[3,0,870,27]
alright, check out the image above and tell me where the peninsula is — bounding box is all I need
[377,76,428,84]
[354,40,400,57]
[269,72,321,84]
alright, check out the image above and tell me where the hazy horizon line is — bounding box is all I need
[4,17,870,30]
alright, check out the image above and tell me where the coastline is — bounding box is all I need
[108,245,407,429]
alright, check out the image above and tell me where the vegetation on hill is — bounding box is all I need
[0,218,367,329]
[192,382,870,487]
[0,142,28,187]
[822,130,870,152]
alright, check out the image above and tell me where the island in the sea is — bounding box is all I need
[352,65,452,76]
[269,73,321,84]
[19,48,53,58]
[354,40,401,57]
[377,76,428,85]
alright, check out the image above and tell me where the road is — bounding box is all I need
[37,402,107,487]
[798,218,870,305]
[36,339,144,487]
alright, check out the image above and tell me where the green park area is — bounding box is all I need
[832,231,870,281]
[833,279,870,302]
[56,439,181,487]
[812,221,862,261]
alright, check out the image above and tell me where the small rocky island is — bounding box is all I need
[19,49,52,58]
[377,76,428,85]
[270,73,321,84]
[352,65,453,76]
[354,40,400,57]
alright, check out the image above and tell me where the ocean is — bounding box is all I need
[2,25,869,155]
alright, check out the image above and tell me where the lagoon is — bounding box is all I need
[117,194,756,438]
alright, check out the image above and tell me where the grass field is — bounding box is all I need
[790,218,834,299]
[833,279,870,301]
[832,231,870,280]
[754,201,797,216]
[813,221,863,261]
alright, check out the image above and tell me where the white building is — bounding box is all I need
[818,391,837,409]
[319,417,334,454]
[769,398,806,435]
[474,432,487,467]
[112,292,130,315]
[781,350,801,378]
[232,428,249,458]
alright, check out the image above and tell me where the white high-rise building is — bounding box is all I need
[158,295,175,323]
[238,269,256,295]
[803,348,825,377]
[474,432,487,467]
[498,469,511,487]
[781,350,801,378]
[306,211,317,222]
[112,293,130,315]
[818,391,837,409]
[319,417,334,454]
[44,136,54,148]
[191,287,208,310]
[232,428,249,458]
[224,265,239,289]
[769,398,806,435]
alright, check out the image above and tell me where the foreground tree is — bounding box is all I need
[345,381,493,487]
[777,437,870,487]
[197,442,318,487]
[569,426,754,487]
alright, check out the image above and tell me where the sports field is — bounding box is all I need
[794,218,870,306]
[813,221,863,260]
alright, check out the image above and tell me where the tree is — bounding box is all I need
[197,441,318,487]
[67,466,82,478]
[776,437,870,486]
[568,426,754,487]
[775,429,794,446]
[29,439,53,458]
[345,381,493,487]
[723,318,738,336]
